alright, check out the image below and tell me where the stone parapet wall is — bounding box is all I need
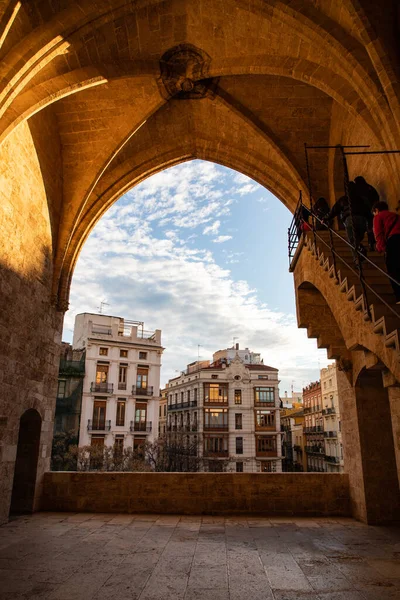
[42,472,350,516]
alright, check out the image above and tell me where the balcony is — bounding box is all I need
[254,401,275,408]
[118,382,127,390]
[293,445,302,452]
[192,424,198,432]
[203,450,229,457]
[256,425,277,432]
[324,431,337,438]
[203,423,229,431]
[325,455,340,464]
[90,382,113,394]
[87,419,111,431]
[132,386,154,396]
[256,450,278,458]
[305,445,324,455]
[322,407,336,415]
[130,421,152,433]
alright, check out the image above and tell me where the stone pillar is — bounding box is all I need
[388,386,400,484]
[338,368,400,524]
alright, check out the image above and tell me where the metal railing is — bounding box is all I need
[289,191,400,323]
[203,423,229,431]
[90,382,113,393]
[132,385,153,396]
[87,419,111,431]
[130,421,152,433]
[322,407,335,415]
[325,455,340,464]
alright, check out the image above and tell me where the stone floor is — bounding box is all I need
[0,514,400,600]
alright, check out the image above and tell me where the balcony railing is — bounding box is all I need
[169,401,194,410]
[203,450,229,457]
[118,382,127,390]
[90,382,113,394]
[293,445,302,452]
[305,446,324,454]
[254,401,275,408]
[256,450,278,457]
[203,424,229,431]
[87,419,111,431]
[324,431,338,438]
[325,455,340,464]
[130,421,152,433]
[132,386,154,396]
[322,407,336,415]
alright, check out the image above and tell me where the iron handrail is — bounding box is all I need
[290,201,400,322]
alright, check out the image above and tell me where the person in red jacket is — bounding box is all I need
[372,201,400,303]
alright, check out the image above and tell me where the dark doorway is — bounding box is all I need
[10,409,42,514]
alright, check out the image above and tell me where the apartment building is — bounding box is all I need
[281,404,305,472]
[159,388,167,438]
[303,381,325,472]
[166,347,282,473]
[321,363,344,472]
[75,313,163,454]
[54,342,85,437]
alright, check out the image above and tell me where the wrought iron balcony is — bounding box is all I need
[132,385,153,396]
[118,382,127,390]
[87,419,111,431]
[204,423,229,431]
[324,431,338,438]
[322,407,336,415]
[90,382,113,394]
[203,449,229,457]
[130,421,152,433]
[325,455,340,464]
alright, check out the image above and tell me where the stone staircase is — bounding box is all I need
[303,230,400,355]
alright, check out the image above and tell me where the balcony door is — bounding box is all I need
[136,368,148,390]
[135,403,147,431]
[93,400,107,430]
[96,364,109,383]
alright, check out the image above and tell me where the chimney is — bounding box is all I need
[235,343,239,350]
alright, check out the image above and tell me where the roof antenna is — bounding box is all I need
[98,300,110,314]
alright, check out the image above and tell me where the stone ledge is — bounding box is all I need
[42,472,351,516]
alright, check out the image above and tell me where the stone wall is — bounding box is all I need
[0,120,63,524]
[42,472,351,516]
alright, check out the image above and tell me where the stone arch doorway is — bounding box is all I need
[10,409,42,515]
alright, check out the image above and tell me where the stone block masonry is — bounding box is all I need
[42,472,351,517]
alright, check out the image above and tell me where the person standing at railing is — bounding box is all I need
[355,176,379,251]
[372,201,400,304]
[324,182,368,265]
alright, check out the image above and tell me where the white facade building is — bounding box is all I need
[75,313,163,453]
[213,344,261,365]
[167,349,282,473]
[320,363,344,473]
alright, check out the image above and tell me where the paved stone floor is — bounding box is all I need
[0,514,400,600]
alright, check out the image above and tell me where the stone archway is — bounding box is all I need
[10,409,42,515]
[0,0,400,524]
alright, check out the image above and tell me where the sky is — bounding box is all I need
[63,160,331,394]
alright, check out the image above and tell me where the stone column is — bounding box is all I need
[338,368,400,524]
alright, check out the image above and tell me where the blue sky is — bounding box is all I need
[63,160,330,393]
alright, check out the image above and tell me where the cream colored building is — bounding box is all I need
[159,388,168,438]
[75,313,163,453]
[321,363,344,473]
[166,349,282,472]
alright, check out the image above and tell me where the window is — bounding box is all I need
[92,400,107,430]
[203,383,228,404]
[118,365,127,390]
[235,413,242,430]
[120,349,128,358]
[258,375,268,380]
[255,410,275,428]
[194,388,198,403]
[99,347,108,356]
[204,408,228,429]
[163,405,166,417]
[254,387,274,404]
[181,392,184,402]
[187,390,190,402]
[139,351,147,360]
[175,393,178,402]
[96,364,109,383]
[114,437,124,457]
[234,389,242,405]
[57,380,66,398]
[236,437,243,454]
[211,374,218,379]
[204,435,228,455]
[90,436,105,469]
[236,462,243,472]
[116,400,126,426]
[259,461,272,473]
[256,436,277,454]
[136,368,148,390]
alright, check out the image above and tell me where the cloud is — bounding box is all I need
[65,160,328,393]
[203,220,220,235]
[212,235,232,243]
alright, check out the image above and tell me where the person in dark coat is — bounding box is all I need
[312,197,330,229]
[372,200,400,303]
[325,183,368,264]
[354,176,379,251]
